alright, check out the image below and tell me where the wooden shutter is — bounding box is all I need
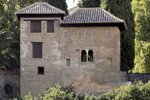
[32,42,43,58]
[31,20,41,33]
[47,20,54,32]
[66,59,70,66]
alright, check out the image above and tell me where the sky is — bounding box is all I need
[66,0,78,9]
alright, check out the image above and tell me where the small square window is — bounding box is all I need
[32,42,43,58]
[38,67,44,75]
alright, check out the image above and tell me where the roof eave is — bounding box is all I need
[60,22,127,31]
[16,13,65,20]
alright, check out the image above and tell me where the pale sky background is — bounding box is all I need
[66,0,78,9]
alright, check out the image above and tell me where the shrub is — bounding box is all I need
[40,84,75,100]
[99,81,150,100]
[22,84,76,100]
[22,81,150,100]
[22,92,38,100]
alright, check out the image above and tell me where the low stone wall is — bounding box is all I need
[127,73,150,83]
[0,70,19,100]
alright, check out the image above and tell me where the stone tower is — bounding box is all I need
[16,2,127,97]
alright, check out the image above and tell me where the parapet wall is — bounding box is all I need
[127,73,150,83]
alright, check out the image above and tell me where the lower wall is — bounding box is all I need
[127,73,150,83]
[0,70,19,99]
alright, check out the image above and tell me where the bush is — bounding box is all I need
[40,84,75,100]
[21,84,76,100]
[22,81,150,100]
[99,81,150,100]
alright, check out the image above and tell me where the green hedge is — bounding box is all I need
[20,81,150,100]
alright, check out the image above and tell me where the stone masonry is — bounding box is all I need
[17,2,127,97]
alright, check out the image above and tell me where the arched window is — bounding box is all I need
[81,50,87,62]
[88,50,93,62]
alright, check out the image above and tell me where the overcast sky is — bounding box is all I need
[66,0,78,9]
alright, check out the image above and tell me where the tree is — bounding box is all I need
[78,0,100,7]
[132,0,150,73]
[101,0,135,71]
[0,0,20,69]
[46,0,68,14]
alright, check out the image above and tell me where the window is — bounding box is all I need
[30,20,41,33]
[66,59,70,66]
[81,49,94,62]
[47,20,54,32]
[38,67,44,75]
[88,50,93,62]
[81,50,87,62]
[32,42,43,58]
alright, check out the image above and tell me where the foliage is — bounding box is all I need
[132,0,150,73]
[78,0,100,7]
[0,29,19,70]
[22,82,150,100]
[99,81,150,100]
[22,84,76,100]
[133,40,150,73]
[0,0,20,69]
[22,92,38,100]
[40,84,75,100]
[100,0,135,71]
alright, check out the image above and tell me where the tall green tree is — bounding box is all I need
[0,0,20,69]
[101,0,135,71]
[78,0,100,7]
[132,0,150,73]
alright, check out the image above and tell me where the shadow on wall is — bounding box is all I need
[127,73,150,83]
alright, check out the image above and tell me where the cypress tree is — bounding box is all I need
[78,0,100,7]
[132,0,150,73]
[101,0,135,71]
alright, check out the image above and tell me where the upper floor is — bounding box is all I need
[16,2,126,34]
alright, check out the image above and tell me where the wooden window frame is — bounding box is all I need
[66,59,70,66]
[32,42,43,58]
[47,20,54,33]
[30,20,41,33]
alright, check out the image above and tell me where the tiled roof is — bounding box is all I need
[16,2,65,15]
[61,8,125,24]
